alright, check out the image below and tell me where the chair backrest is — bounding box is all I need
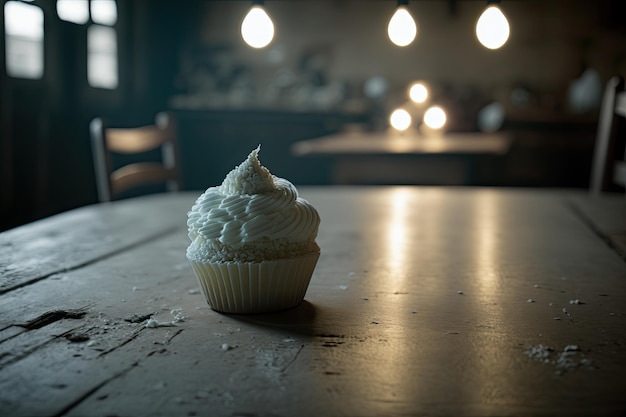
[90,112,182,202]
[590,75,626,195]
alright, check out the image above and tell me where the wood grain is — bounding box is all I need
[0,193,190,294]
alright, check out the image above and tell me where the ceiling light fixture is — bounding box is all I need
[388,0,417,47]
[241,0,274,49]
[476,0,510,50]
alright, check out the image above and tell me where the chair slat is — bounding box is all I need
[90,112,182,202]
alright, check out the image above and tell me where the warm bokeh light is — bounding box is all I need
[387,6,417,47]
[409,82,428,103]
[476,5,510,50]
[241,5,274,49]
[389,108,412,131]
[423,106,446,129]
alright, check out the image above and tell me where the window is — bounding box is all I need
[88,25,118,89]
[55,0,118,89]
[91,0,117,26]
[4,1,44,79]
[56,0,89,24]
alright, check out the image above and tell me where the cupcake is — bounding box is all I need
[186,146,320,314]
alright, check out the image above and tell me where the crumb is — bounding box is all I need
[533,284,540,288]
[457,290,464,295]
[188,288,201,294]
[145,316,177,328]
[221,343,232,351]
[527,299,535,303]
[170,308,186,323]
[562,308,573,320]
[347,272,356,278]
[361,297,369,301]
[338,284,348,290]
[569,299,584,305]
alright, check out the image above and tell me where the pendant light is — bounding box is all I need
[388,0,417,47]
[476,0,510,50]
[241,0,274,49]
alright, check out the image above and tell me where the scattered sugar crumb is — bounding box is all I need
[145,309,186,328]
[170,308,186,323]
[283,337,296,343]
[221,343,232,351]
[347,272,356,278]
[132,286,141,291]
[457,290,464,295]
[338,284,348,290]
[562,308,573,320]
[524,344,592,374]
[569,299,584,305]
[527,299,536,303]
[188,288,201,295]
[145,316,177,328]
[533,284,540,288]
[361,297,369,301]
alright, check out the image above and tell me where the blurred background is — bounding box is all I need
[1,0,625,231]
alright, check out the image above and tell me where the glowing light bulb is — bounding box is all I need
[476,5,510,50]
[390,108,412,131]
[409,82,428,103]
[241,5,274,49]
[388,6,417,47]
[423,106,446,129]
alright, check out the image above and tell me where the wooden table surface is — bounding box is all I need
[1,187,625,417]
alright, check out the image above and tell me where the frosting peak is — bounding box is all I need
[219,146,275,195]
[186,147,320,263]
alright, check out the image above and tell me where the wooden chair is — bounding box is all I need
[90,112,182,202]
[590,75,626,195]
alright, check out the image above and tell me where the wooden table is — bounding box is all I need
[1,188,625,417]
[291,130,513,185]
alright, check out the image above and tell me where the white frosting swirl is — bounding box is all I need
[187,147,320,262]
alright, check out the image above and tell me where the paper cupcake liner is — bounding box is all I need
[188,252,320,314]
